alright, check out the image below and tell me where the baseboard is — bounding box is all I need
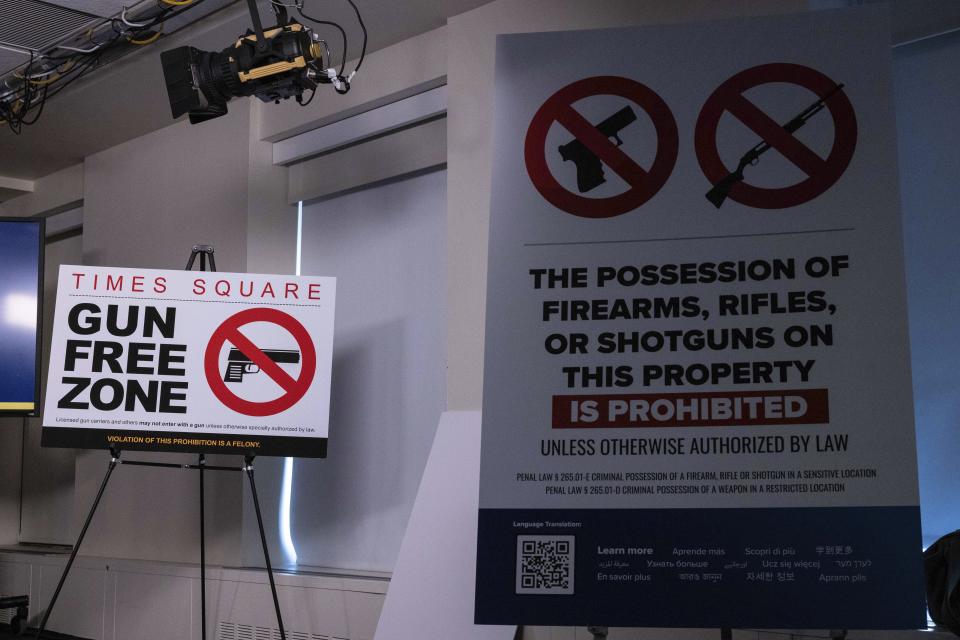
[0,551,387,640]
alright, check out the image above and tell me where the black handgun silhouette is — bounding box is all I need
[558,105,638,193]
[224,348,300,382]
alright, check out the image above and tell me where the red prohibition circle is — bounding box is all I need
[204,308,317,417]
[694,63,857,209]
[524,76,679,218]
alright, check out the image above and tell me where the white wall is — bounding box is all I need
[0,417,21,545]
[0,164,84,219]
[74,102,252,566]
[0,550,387,640]
[288,168,448,571]
[19,230,83,545]
[255,27,448,142]
[893,29,960,547]
[82,103,250,273]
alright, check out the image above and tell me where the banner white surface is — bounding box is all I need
[43,265,335,457]
[476,7,924,629]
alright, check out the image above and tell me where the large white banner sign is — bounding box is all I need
[476,7,924,629]
[43,265,335,457]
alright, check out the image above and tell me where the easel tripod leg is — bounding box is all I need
[199,453,207,640]
[34,451,120,639]
[245,457,286,640]
[186,244,215,640]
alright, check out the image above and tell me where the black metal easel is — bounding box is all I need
[35,246,287,640]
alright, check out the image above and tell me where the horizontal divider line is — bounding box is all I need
[524,227,856,247]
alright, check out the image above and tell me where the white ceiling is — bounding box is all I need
[0,0,234,76]
[0,0,491,182]
[0,47,29,76]
[45,0,139,18]
[0,0,101,50]
[2,0,959,185]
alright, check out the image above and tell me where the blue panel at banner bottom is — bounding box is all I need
[475,507,925,628]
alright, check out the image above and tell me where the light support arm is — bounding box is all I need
[245,0,269,54]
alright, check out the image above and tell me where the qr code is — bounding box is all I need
[515,535,575,595]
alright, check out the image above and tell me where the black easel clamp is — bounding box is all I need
[185,244,217,272]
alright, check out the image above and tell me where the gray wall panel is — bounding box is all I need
[19,230,82,545]
[75,103,252,566]
[286,168,447,571]
[893,30,960,547]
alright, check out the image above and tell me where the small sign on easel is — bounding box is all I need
[33,247,326,640]
[42,263,336,457]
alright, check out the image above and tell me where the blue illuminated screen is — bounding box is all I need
[0,219,42,413]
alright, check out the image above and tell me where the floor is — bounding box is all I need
[0,625,87,639]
